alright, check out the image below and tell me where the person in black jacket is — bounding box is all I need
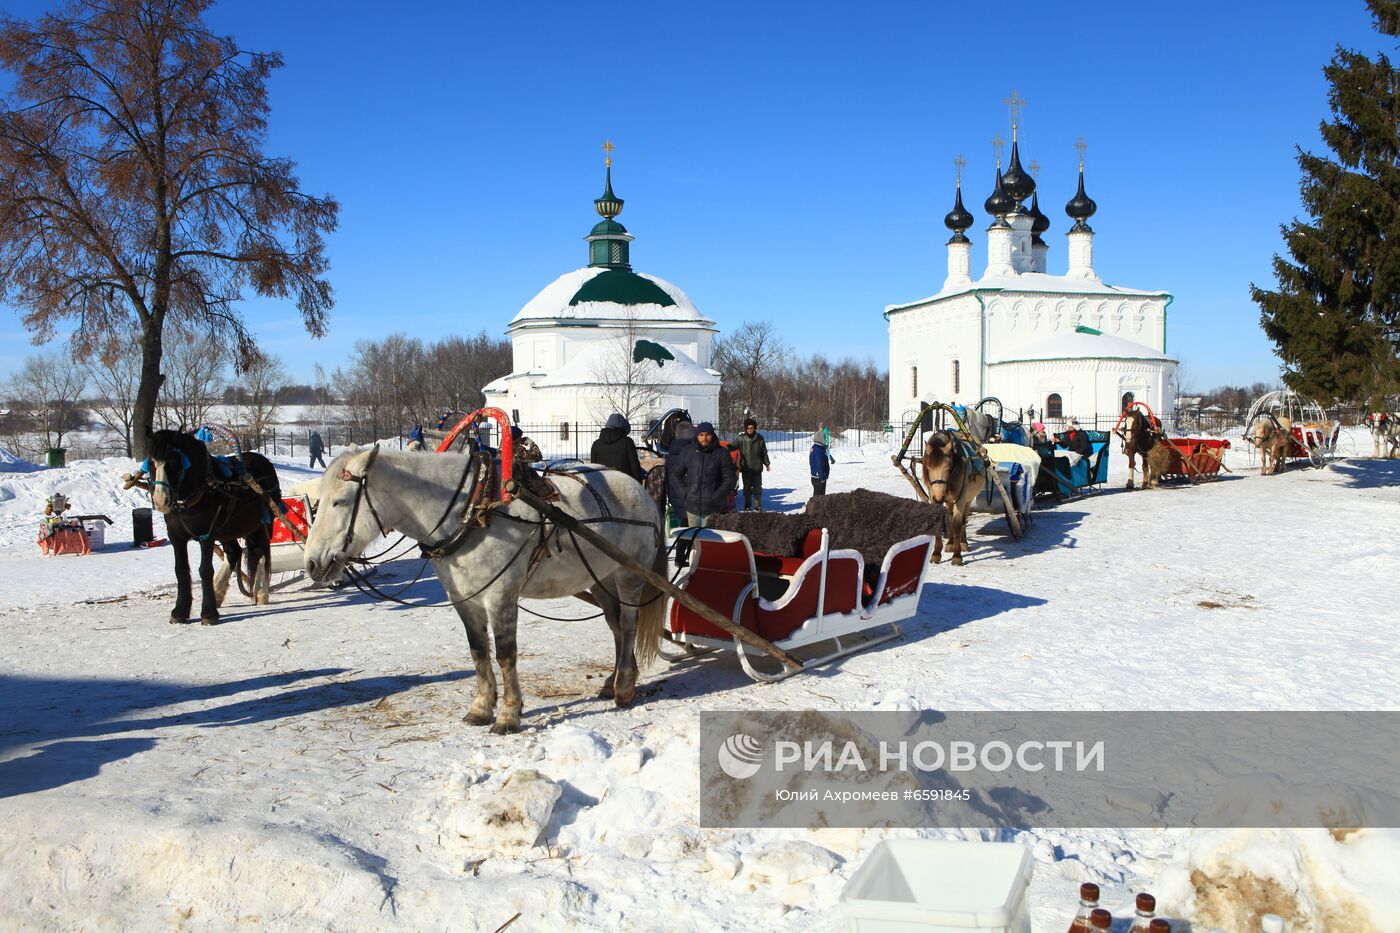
[672,421,736,526]
[590,413,643,479]
[1061,419,1093,457]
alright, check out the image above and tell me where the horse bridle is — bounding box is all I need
[147,447,206,510]
[337,444,387,558]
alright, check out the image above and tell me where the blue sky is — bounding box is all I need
[0,0,1387,391]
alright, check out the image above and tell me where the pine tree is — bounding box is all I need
[1252,0,1400,405]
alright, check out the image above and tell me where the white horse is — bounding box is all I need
[303,447,667,734]
[1367,412,1400,459]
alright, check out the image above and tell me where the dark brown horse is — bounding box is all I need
[1118,409,1165,490]
[146,430,281,625]
[921,430,986,566]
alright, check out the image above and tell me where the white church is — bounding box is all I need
[886,122,1177,429]
[483,159,720,430]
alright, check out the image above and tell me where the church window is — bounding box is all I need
[910,366,918,398]
[1046,393,1063,418]
[951,360,960,395]
[1121,391,1135,412]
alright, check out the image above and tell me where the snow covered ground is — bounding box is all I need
[1,431,1398,931]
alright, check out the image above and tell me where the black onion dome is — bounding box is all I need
[984,167,1015,217]
[1065,168,1097,231]
[1029,191,1050,240]
[1001,140,1035,205]
[944,185,974,236]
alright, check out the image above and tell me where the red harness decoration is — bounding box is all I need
[435,407,515,504]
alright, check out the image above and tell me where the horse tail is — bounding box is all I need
[634,543,668,670]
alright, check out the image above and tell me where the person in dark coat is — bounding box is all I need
[590,413,643,479]
[734,417,771,511]
[1062,419,1093,457]
[672,421,736,526]
[808,431,832,498]
[309,431,326,469]
[665,421,695,519]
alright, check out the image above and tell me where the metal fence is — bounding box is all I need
[239,421,893,462]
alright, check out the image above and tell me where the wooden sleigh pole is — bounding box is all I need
[504,479,803,673]
[891,401,1023,538]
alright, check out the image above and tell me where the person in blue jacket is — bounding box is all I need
[809,431,833,499]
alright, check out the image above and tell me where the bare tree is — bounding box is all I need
[158,330,228,431]
[0,0,338,458]
[6,351,88,453]
[230,350,287,443]
[82,336,143,455]
[590,312,666,424]
[311,362,337,431]
[713,320,791,423]
[424,332,512,416]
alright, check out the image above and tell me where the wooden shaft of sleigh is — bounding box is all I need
[504,480,804,671]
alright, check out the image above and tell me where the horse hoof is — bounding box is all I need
[488,721,520,735]
[169,615,191,625]
[463,711,494,727]
[951,557,964,567]
[597,684,615,699]
[613,690,636,708]
[199,615,221,626]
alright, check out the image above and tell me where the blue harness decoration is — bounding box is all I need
[957,439,987,475]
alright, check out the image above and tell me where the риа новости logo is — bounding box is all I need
[717,733,764,779]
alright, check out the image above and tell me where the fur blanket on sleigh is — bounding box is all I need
[707,489,946,565]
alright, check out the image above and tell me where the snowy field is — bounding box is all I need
[2,431,1398,931]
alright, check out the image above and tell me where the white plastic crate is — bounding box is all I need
[82,519,105,549]
[840,839,1034,932]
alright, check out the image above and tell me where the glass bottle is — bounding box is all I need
[1067,883,1101,933]
[1127,893,1157,933]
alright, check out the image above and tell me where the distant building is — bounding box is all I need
[886,114,1178,427]
[483,160,720,429]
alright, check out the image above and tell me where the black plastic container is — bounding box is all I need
[132,507,153,545]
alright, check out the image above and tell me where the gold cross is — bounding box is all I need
[991,133,1005,166]
[1030,159,1041,179]
[603,140,615,167]
[953,153,966,186]
[1004,89,1027,136]
[1074,137,1088,170]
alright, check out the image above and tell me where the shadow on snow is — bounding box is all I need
[0,666,468,798]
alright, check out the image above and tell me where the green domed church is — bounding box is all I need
[483,153,720,429]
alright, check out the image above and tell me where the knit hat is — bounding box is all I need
[743,417,757,429]
[812,432,828,446]
[1032,422,1046,433]
[510,425,522,441]
[605,413,630,432]
[695,421,715,435]
[1068,419,1080,429]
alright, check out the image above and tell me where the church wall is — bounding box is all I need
[887,295,983,425]
[986,292,1168,357]
[987,358,1175,423]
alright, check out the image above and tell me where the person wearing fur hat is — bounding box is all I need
[734,417,771,511]
[672,421,736,526]
[1062,419,1092,457]
[809,431,833,498]
[590,413,643,480]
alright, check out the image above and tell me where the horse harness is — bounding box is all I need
[339,446,664,611]
[146,445,265,542]
[925,430,986,502]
